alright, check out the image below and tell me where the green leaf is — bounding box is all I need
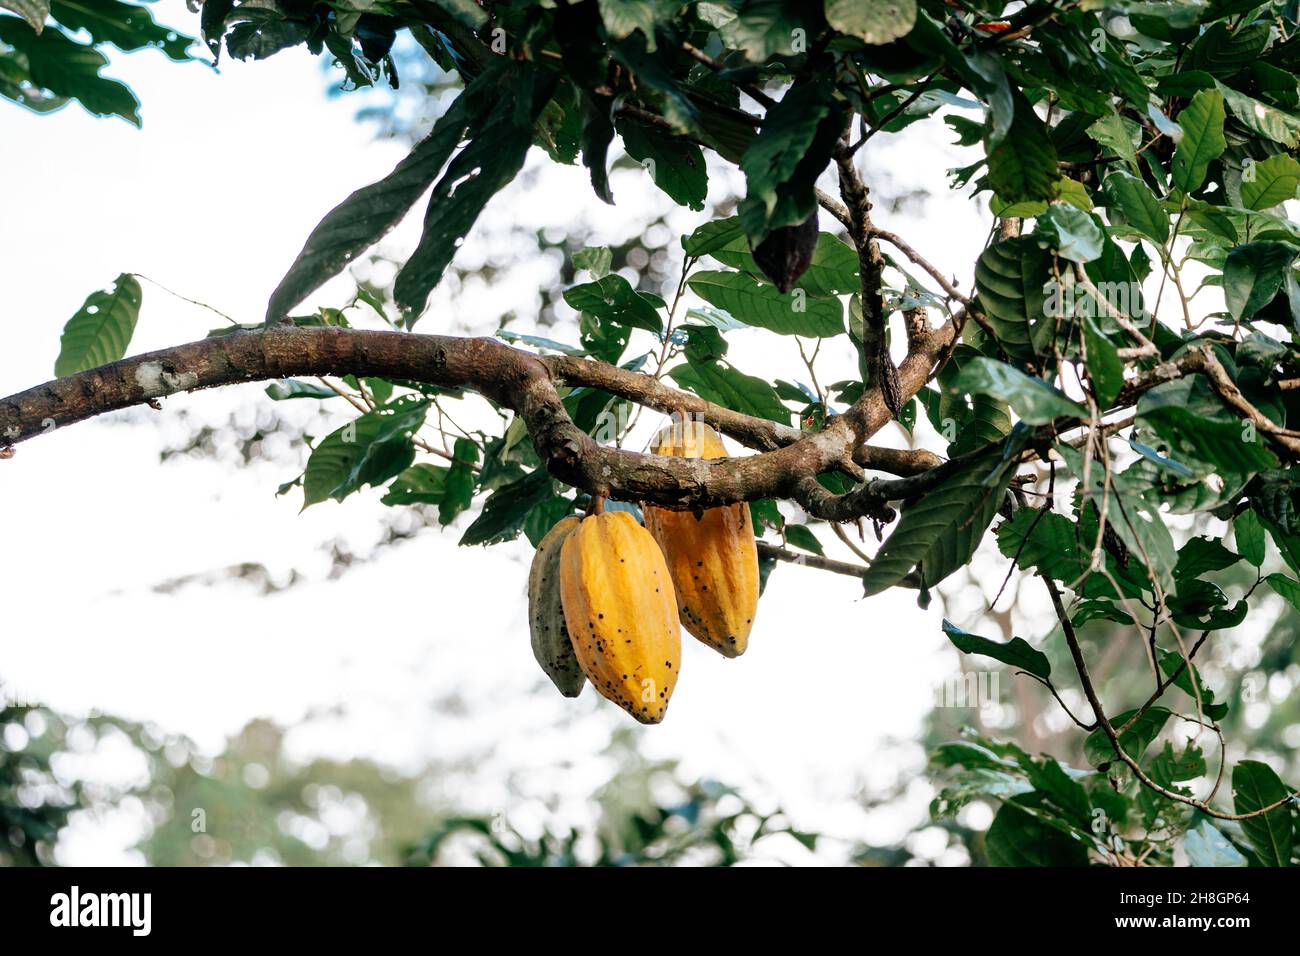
[439,437,479,525]
[1234,509,1266,566]
[1217,81,1300,148]
[1137,376,1279,473]
[687,270,843,337]
[1264,571,1300,612]
[987,90,1059,204]
[1033,205,1104,263]
[0,16,138,123]
[382,463,448,506]
[941,620,1051,680]
[1184,820,1248,868]
[1157,650,1229,721]
[1071,599,1134,627]
[49,0,194,60]
[617,118,707,210]
[1232,761,1294,867]
[783,524,824,555]
[395,65,557,317]
[265,63,512,321]
[1084,707,1172,768]
[1223,242,1298,322]
[460,469,554,546]
[1103,171,1169,244]
[1087,111,1140,173]
[1241,153,1300,211]
[737,76,837,239]
[1082,315,1124,408]
[523,497,576,547]
[1175,536,1240,580]
[302,398,429,508]
[985,801,1089,867]
[265,379,338,401]
[702,224,860,296]
[950,357,1086,425]
[53,273,142,376]
[973,238,1052,363]
[682,217,746,257]
[668,359,791,424]
[564,274,663,334]
[1172,89,1226,193]
[861,433,1026,596]
[824,0,915,44]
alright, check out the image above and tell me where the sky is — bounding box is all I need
[1,3,1015,864]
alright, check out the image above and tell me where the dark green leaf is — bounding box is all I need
[1084,707,1172,768]
[460,469,554,546]
[565,274,663,334]
[302,398,429,508]
[395,66,557,316]
[1223,242,1298,322]
[941,620,1051,680]
[1234,509,1266,566]
[0,17,139,123]
[1172,89,1226,193]
[861,432,1026,596]
[783,524,823,555]
[985,801,1088,867]
[382,463,449,506]
[1103,171,1169,244]
[617,118,708,210]
[1232,761,1294,867]
[439,436,479,525]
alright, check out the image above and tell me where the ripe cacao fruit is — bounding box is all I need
[559,511,681,724]
[527,516,585,698]
[751,212,819,293]
[643,420,760,658]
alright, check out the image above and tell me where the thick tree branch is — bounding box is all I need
[0,327,949,519]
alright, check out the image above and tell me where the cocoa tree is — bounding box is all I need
[4,0,1300,866]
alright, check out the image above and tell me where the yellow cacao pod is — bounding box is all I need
[643,420,759,658]
[559,511,681,724]
[527,516,585,698]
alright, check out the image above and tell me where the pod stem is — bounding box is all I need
[587,492,607,516]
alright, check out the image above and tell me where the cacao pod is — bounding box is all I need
[559,511,681,723]
[751,212,819,293]
[643,420,759,658]
[527,516,585,698]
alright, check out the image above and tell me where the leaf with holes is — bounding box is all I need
[54,273,142,376]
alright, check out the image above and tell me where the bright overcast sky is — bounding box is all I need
[1,1,1021,864]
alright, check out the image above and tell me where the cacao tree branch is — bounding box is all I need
[0,327,944,517]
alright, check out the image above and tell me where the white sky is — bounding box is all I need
[1,4,1024,865]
